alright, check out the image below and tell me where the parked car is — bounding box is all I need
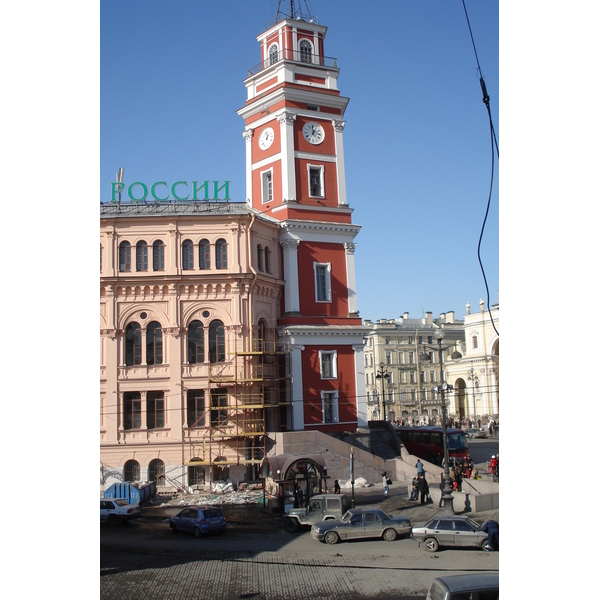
[411,515,488,552]
[465,428,487,439]
[100,498,141,524]
[284,494,349,532]
[169,505,226,537]
[426,572,499,599]
[311,508,412,544]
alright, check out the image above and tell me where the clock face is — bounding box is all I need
[258,127,274,150]
[302,121,324,145]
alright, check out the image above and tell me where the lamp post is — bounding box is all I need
[467,367,479,423]
[420,328,460,515]
[350,447,355,508]
[375,363,391,421]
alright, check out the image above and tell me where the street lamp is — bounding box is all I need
[375,362,391,421]
[467,368,479,423]
[420,328,459,515]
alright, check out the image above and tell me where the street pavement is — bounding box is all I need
[100,483,499,599]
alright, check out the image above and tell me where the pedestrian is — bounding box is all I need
[482,519,499,551]
[464,456,472,479]
[382,471,390,498]
[409,476,419,501]
[334,480,341,494]
[297,487,304,508]
[416,459,424,477]
[489,455,498,481]
[455,463,463,492]
[417,474,429,504]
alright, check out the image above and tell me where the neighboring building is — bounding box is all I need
[446,299,500,425]
[363,312,464,424]
[100,10,368,492]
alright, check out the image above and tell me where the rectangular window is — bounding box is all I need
[430,370,436,383]
[408,351,415,364]
[410,371,416,384]
[314,262,331,302]
[187,390,205,428]
[210,389,228,426]
[319,350,337,379]
[308,165,324,197]
[385,351,391,364]
[261,169,273,204]
[147,391,165,429]
[153,241,165,271]
[123,392,141,430]
[321,391,338,424]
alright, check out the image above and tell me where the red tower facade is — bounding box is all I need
[238,15,368,432]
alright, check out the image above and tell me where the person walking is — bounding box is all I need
[417,474,429,505]
[415,459,424,477]
[482,519,499,551]
[334,480,341,494]
[455,462,463,492]
[489,455,498,481]
[382,471,390,498]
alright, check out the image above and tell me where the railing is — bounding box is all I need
[248,49,338,76]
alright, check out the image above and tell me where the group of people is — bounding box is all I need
[409,460,431,504]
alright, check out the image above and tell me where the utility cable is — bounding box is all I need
[461,0,500,337]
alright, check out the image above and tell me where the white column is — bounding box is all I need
[278,112,296,202]
[332,120,347,206]
[243,129,254,205]
[280,239,300,313]
[344,242,358,315]
[290,343,305,430]
[353,343,368,428]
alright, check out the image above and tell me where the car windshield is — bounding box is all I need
[464,518,480,530]
[447,433,468,451]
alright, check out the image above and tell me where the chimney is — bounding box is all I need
[446,311,455,324]
[403,312,409,319]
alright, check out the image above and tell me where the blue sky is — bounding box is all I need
[100,0,499,323]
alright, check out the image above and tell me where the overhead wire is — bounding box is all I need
[461,0,500,338]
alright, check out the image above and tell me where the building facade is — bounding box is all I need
[363,312,464,424]
[100,12,368,492]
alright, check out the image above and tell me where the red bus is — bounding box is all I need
[394,426,470,466]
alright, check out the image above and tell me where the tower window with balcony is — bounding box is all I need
[308,165,324,197]
[261,169,273,203]
[314,262,331,302]
[268,43,279,66]
[299,39,313,63]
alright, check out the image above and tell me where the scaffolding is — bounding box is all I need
[183,325,290,485]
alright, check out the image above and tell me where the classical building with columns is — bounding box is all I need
[100,11,368,492]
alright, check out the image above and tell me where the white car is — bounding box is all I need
[100,498,141,524]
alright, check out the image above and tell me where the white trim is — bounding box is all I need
[307,163,324,198]
[313,262,331,303]
[319,349,338,380]
[260,167,274,204]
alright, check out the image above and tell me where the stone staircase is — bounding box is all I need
[368,422,402,460]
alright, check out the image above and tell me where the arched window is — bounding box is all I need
[119,241,131,272]
[146,321,163,365]
[269,43,279,66]
[123,459,140,482]
[215,239,227,269]
[299,39,313,64]
[257,318,268,352]
[264,246,271,273]
[148,458,165,485]
[188,320,204,364]
[199,239,210,269]
[182,239,194,270]
[188,461,205,486]
[153,240,165,271]
[257,244,263,271]
[125,322,142,365]
[136,241,148,271]
[209,319,225,363]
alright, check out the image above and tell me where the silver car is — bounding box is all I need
[426,572,499,599]
[411,515,488,552]
[311,508,412,544]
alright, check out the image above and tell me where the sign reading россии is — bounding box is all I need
[111,180,231,202]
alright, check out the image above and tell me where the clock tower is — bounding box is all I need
[238,8,369,431]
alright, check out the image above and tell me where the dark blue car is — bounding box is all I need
[169,505,226,537]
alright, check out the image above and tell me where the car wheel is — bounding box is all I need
[383,528,397,542]
[108,514,120,526]
[283,517,299,533]
[481,539,491,551]
[324,531,340,545]
[193,527,203,538]
[424,537,439,552]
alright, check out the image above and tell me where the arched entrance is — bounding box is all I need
[454,378,467,420]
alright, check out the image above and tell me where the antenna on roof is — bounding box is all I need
[276,0,314,23]
[116,167,124,205]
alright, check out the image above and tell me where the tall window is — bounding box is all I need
[215,239,227,269]
[119,241,131,272]
[148,459,165,485]
[136,241,148,271]
[257,244,263,271]
[314,263,331,302]
[188,320,204,364]
[209,320,225,363]
[125,322,142,366]
[319,350,337,379]
[211,389,228,426]
[261,169,273,203]
[321,391,338,424]
[299,39,313,63]
[147,391,165,429]
[309,165,323,197]
[472,335,479,349]
[123,459,140,482]
[153,240,165,271]
[123,392,141,430]
[146,321,163,365]
[264,246,271,273]
[269,43,279,66]
[182,239,194,270]
[199,239,210,269]
[187,390,205,427]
